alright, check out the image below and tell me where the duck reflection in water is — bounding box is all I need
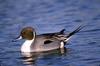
[21,47,67,66]
[13,25,84,65]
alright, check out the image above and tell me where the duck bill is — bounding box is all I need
[12,36,22,42]
[16,36,22,40]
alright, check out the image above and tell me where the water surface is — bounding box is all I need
[0,0,100,66]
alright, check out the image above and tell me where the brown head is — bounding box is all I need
[18,27,36,40]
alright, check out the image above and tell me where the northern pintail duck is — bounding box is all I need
[15,25,83,52]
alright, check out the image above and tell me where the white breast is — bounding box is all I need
[21,39,34,52]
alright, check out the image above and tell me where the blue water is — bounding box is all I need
[0,0,100,66]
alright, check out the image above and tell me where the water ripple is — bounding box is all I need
[0,0,100,66]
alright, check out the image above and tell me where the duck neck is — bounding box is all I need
[21,32,36,52]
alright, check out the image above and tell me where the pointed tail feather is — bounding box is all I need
[66,25,84,39]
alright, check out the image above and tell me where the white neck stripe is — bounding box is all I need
[21,32,36,52]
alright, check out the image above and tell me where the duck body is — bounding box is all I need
[21,31,65,52]
[16,25,84,52]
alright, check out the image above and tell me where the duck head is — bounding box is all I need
[16,27,36,40]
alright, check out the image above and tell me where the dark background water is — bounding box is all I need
[0,0,100,66]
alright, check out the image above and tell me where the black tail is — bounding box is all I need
[66,25,84,38]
